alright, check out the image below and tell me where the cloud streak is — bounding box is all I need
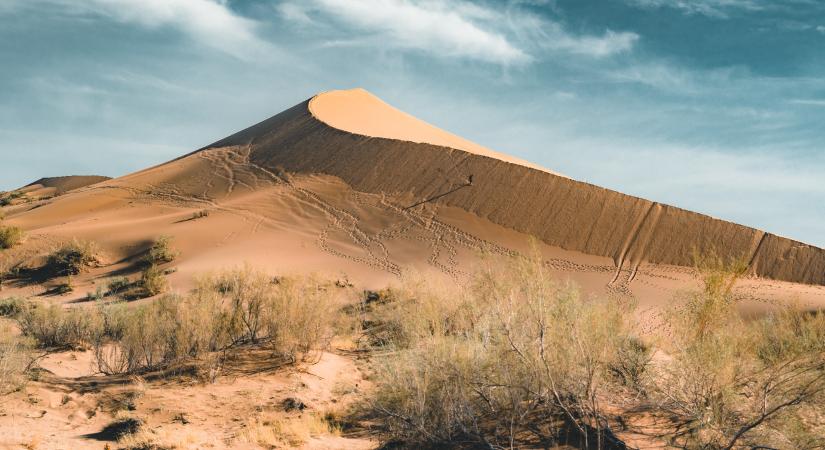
[280,0,638,64]
[5,0,271,60]
[624,0,764,18]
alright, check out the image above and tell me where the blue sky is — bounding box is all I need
[0,0,823,246]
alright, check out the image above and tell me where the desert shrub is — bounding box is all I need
[370,252,636,448]
[0,191,24,207]
[106,277,131,296]
[15,300,103,349]
[0,225,23,249]
[140,264,168,297]
[0,323,32,394]
[191,210,209,220]
[47,239,99,276]
[609,337,653,390]
[97,267,338,374]
[649,254,825,449]
[0,296,24,317]
[145,235,178,265]
[200,267,337,360]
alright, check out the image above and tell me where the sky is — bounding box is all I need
[0,0,824,246]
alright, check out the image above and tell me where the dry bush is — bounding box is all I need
[0,296,24,317]
[0,225,24,249]
[140,264,168,297]
[199,267,338,361]
[96,267,338,374]
[370,252,637,448]
[649,254,825,449]
[0,322,32,394]
[15,300,103,349]
[0,191,24,207]
[106,277,131,296]
[47,239,99,276]
[145,235,178,265]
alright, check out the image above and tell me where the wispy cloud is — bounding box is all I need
[279,0,638,64]
[624,0,764,18]
[790,98,825,106]
[5,0,272,60]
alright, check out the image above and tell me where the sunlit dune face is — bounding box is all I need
[308,88,565,177]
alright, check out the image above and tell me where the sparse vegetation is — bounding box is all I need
[46,239,99,276]
[368,252,636,448]
[0,190,25,207]
[237,411,341,447]
[191,210,210,220]
[0,322,32,394]
[106,277,131,296]
[145,235,178,265]
[0,225,24,249]
[140,264,167,297]
[94,267,338,375]
[15,299,102,349]
[648,253,825,449]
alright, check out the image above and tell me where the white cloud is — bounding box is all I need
[625,0,764,18]
[279,0,638,64]
[790,98,825,106]
[8,0,271,60]
[817,25,825,33]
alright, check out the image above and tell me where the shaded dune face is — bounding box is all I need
[203,89,824,286]
[13,176,111,199]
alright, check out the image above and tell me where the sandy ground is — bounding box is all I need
[0,346,374,450]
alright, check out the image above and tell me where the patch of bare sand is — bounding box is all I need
[0,350,374,449]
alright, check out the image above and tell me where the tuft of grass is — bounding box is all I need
[236,411,341,447]
[0,225,24,249]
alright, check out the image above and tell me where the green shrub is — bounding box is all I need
[47,239,99,276]
[0,225,23,249]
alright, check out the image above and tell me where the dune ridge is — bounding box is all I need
[203,89,825,286]
[19,175,111,197]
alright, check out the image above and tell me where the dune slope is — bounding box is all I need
[208,89,825,286]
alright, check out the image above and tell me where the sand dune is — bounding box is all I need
[2,88,824,449]
[16,175,111,198]
[1,89,823,312]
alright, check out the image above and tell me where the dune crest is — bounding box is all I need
[308,88,561,175]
